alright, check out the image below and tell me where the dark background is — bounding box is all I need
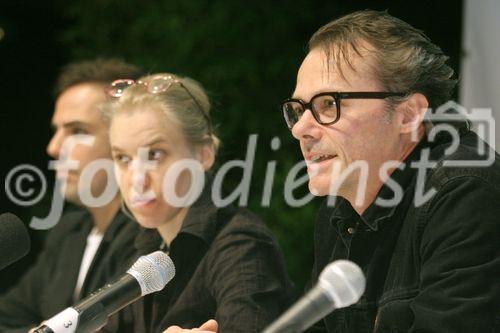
[0,0,463,294]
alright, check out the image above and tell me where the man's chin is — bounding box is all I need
[308,181,329,197]
[59,184,83,206]
[309,176,346,197]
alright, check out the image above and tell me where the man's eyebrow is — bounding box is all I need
[51,121,89,130]
[62,121,88,128]
[291,90,331,101]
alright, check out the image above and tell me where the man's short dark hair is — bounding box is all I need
[54,58,143,97]
[309,10,469,132]
[309,10,456,110]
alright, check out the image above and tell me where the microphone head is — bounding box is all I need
[318,260,366,308]
[127,251,175,296]
[0,213,31,271]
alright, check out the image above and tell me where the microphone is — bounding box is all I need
[0,212,30,271]
[262,260,366,333]
[33,250,175,333]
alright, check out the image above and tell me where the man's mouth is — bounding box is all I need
[306,152,338,165]
[309,154,336,163]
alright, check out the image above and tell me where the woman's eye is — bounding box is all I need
[114,154,131,165]
[148,149,165,161]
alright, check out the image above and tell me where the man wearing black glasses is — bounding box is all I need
[281,10,500,333]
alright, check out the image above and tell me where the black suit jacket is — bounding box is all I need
[308,131,500,332]
[103,191,294,333]
[0,209,139,332]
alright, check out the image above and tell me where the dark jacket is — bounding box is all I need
[0,209,139,332]
[103,190,294,333]
[309,130,500,333]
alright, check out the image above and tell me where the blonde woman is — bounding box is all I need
[101,74,293,333]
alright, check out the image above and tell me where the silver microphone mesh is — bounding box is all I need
[127,251,176,296]
[318,260,365,308]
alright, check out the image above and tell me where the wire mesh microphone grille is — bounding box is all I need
[319,260,366,308]
[127,251,175,296]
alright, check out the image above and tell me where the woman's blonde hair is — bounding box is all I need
[102,73,220,152]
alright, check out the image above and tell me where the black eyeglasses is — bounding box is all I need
[281,91,407,129]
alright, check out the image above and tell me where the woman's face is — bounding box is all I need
[109,109,212,229]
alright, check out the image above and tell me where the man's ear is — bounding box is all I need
[399,93,428,134]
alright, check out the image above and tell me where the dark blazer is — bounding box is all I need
[0,209,139,332]
[103,191,295,333]
[309,130,500,333]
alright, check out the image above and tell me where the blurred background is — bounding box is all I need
[0,0,477,294]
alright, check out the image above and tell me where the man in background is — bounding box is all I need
[0,58,142,331]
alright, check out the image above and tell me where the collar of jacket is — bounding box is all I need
[68,206,132,242]
[133,181,219,253]
[177,184,218,246]
[328,136,430,232]
[101,209,134,242]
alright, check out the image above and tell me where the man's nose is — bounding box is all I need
[291,109,320,140]
[46,131,63,159]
